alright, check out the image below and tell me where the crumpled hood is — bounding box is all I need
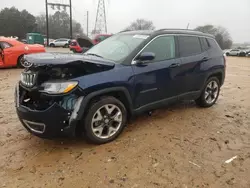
[23,52,115,67]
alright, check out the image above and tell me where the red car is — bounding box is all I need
[0,37,45,68]
[70,34,112,53]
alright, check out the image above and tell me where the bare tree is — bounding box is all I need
[36,12,84,39]
[195,25,233,49]
[125,19,155,31]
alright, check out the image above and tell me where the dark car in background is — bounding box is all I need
[15,29,225,144]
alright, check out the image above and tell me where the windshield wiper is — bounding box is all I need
[85,53,103,58]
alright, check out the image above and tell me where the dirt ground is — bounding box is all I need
[0,57,249,188]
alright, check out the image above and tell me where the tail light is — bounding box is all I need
[223,54,226,68]
[70,42,77,46]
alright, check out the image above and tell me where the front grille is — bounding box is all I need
[21,71,37,87]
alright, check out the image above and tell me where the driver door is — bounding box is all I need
[0,42,5,65]
[132,35,182,109]
[0,41,14,66]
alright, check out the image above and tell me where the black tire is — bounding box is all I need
[64,44,69,48]
[17,55,24,68]
[239,52,246,57]
[195,77,221,108]
[83,96,127,144]
[50,43,55,47]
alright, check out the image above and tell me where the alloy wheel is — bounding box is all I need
[204,80,219,104]
[91,104,123,139]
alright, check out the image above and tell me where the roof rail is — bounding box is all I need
[118,29,132,33]
[156,28,204,33]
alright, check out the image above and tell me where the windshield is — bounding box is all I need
[85,34,149,62]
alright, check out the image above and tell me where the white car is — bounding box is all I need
[226,49,248,57]
[49,38,70,48]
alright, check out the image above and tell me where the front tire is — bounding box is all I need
[17,55,25,68]
[83,97,127,144]
[195,77,220,108]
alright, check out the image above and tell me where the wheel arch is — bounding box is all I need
[76,87,134,122]
[207,71,224,86]
[17,54,25,67]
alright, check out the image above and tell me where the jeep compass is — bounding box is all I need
[15,29,226,144]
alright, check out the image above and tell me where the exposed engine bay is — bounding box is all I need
[18,85,80,111]
[18,57,114,112]
[24,60,113,85]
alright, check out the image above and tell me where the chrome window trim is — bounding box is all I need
[131,33,215,65]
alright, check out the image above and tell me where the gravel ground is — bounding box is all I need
[0,56,249,188]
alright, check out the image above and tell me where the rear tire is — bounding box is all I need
[82,96,127,144]
[195,77,220,108]
[50,43,55,47]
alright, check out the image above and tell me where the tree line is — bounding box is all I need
[0,7,232,49]
[0,7,84,39]
[125,19,233,49]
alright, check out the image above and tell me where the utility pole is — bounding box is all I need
[87,11,89,36]
[45,0,73,44]
[45,0,49,46]
[69,0,73,39]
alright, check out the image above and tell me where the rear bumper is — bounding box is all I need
[69,46,82,53]
[15,85,84,139]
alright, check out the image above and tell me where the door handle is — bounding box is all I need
[201,57,209,61]
[169,63,180,68]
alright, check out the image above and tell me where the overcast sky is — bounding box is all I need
[2,0,250,43]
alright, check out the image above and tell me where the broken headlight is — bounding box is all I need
[40,81,78,94]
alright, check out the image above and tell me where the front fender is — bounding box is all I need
[73,86,133,122]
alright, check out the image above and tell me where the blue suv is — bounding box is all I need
[15,29,226,144]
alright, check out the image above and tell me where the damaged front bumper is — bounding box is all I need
[15,84,84,138]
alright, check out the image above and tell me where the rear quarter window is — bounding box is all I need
[200,37,210,51]
[178,36,202,57]
[207,38,221,50]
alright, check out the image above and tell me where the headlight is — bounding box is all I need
[40,81,78,94]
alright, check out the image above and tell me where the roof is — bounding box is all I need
[119,29,214,38]
[27,33,42,35]
[0,37,23,46]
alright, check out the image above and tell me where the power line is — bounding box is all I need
[45,0,72,45]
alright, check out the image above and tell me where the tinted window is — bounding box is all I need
[0,42,12,49]
[141,36,175,62]
[207,38,221,49]
[178,36,202,57]
[200,37,210,51]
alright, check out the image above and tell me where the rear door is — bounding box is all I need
[132,35,182,109]
[177,35,208,96]
[54,39,61,47]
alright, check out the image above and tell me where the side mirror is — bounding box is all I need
[137,52,155,62]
